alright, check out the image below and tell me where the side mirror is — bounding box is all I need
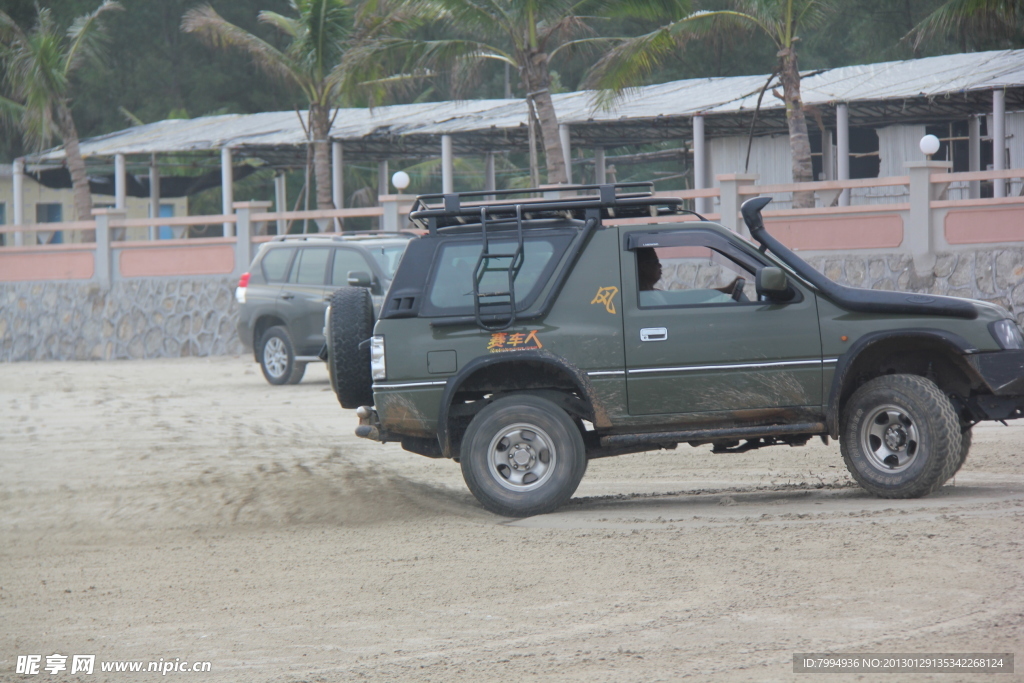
[756,266,793,301]
[347,271,372,288]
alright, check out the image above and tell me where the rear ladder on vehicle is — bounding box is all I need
[472,205,525,331]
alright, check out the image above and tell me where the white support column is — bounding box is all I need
[114,154,127,210]
[821,128,834,181]
[559,124,572,185]
[274,172,287,235]
[232,201,270,275]
[907,160,952,278]
[484,152,496,199]
[836,104,850,206]
[441,135,454,194]
[378,160,389,198]
[693,115,707,214]
[12,158,24,246]
[594,148,606,185]
[148,156,160,240]
[969,115,981,199]
[332,141,343,209]
[993,88,1006,198]
[221,147,234,237]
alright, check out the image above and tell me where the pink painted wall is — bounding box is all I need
[946,207,1024,244]
[119,244,235,277]
[765,214,904,251]
[0,249,94,281]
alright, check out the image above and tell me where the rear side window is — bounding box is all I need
[289,247,330,285]
[423,233,572,315]
[261,247,295,283]
[331,248,372,286]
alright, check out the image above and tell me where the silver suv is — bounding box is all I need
[236,233,413,384]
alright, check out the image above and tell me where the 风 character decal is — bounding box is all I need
[591,286,619,314]
[488,329,542,353]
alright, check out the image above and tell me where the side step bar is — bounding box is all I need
[599,422,826,450]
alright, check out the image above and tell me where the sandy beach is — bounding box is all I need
[2,356,1021,681]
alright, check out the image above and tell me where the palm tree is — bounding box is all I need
[0,1,123,222]
[907,0,1023,48]
[183,0,414,210]
[394,0,682,185]
[586,0,836,207]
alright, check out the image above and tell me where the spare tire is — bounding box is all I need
[327,287,374,409]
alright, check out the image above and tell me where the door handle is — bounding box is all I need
[280,293,295,300]
[640,327,668,342]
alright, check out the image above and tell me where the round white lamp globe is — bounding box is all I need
[920,134,940,157]
[392,170,410,192]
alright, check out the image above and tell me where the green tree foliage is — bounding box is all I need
[385,0,685,184]
[183,0,418,209]
[0,0,123,220]
[585,0,838,207]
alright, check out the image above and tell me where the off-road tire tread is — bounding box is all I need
[329,287,374,409]
[951,426,972,478]
[460,395,586,518]
[840,374,960,499]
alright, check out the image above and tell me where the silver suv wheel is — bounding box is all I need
[263,336,289,380]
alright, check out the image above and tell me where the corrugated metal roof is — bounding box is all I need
[29,48,1024,164]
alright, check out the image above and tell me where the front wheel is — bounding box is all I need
[840,374,960,498]
[460,395,587,517]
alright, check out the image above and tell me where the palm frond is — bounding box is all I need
[584,8,757,108]
[258,10,302,40]
[906,0,1021,47]
[583,26,680,106]
[0,93,26,127]
[182,5,304,92]
[64,0,122,77]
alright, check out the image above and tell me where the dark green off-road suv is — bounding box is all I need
[326,184,1024,517]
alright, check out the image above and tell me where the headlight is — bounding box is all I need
[990,319,1024,350]
[370,335,386,380]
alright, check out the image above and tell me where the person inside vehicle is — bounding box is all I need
[636,246,747,301]
[636,247,662,291]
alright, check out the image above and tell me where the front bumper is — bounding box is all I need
[970,349,1024,395]
[966,349,1024,421]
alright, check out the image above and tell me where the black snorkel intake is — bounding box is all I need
[739,196,977,320]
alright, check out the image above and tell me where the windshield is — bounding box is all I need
[367,245,408,279]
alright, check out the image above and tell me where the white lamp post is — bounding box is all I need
[391,170,410,193]
[920,134,940,158]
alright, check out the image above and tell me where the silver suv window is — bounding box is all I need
[331,248,372,287]
[261,247,296,283]
[289,247,330,285]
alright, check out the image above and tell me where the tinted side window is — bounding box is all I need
[331,248,373,286]
[261,247,295,283]
[289,247,330,285]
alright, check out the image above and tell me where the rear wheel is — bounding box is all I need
[460,395,587,517]
[327,287,374,409]
[840,374,960,498]
[259,326,305,385]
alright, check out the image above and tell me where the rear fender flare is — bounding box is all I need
[437,350,602,458]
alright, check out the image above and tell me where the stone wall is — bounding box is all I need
[0,278,244,362]
[802,247,1024,325]
[1,246,1022,363]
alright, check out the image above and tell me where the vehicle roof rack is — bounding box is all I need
[409,182,703,233]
